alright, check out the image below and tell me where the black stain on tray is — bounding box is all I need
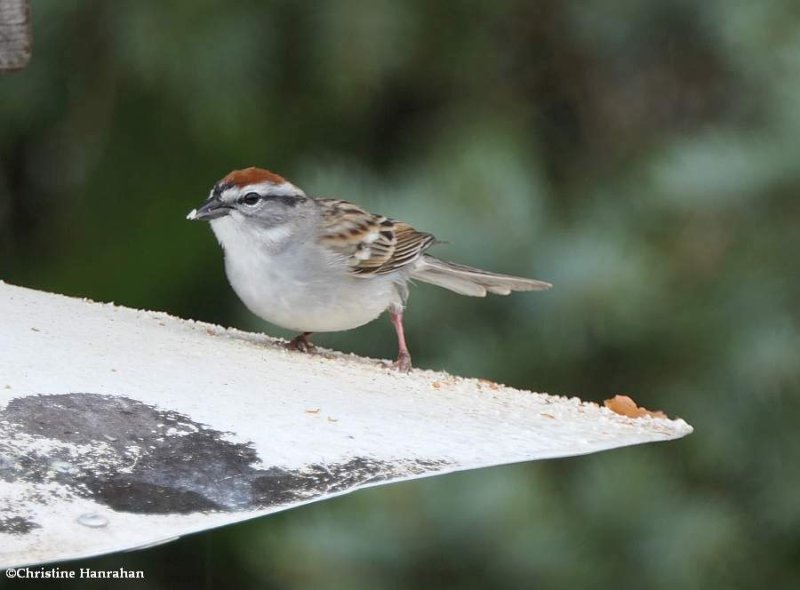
[0,516,40,535]
[0,393,447,522]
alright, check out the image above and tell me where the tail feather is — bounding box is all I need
[411,255,552,297]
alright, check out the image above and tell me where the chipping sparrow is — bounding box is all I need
[187,167,551,371]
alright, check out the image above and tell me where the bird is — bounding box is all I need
[187,167,551,371]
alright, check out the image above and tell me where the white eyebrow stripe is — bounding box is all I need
[218,186,240,204]
[240,181,305,197]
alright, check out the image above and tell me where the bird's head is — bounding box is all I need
[187,167,308,226]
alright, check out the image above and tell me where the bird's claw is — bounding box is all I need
[391,352,412,373]
[286,334,315,353]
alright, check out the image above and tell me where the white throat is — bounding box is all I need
[209,213,292,255]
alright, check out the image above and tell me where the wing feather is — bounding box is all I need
[316,199,435,275]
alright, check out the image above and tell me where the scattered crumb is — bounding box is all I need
[158,322,165,326]
[327,416,338,423]
[540,413,555,419]
[110,369,117,373]
[604,395,667,419]
[30,327,40,332]
[305,408,320,414]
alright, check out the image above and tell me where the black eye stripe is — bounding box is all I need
[237,192,305,207]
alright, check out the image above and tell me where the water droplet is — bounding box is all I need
[77,513,108,528]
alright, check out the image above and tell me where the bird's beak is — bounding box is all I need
[186,197,231,221]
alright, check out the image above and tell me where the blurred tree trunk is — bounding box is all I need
[0,0,31,72]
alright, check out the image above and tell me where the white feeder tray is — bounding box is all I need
[0,282,692,567]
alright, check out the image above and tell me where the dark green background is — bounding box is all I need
[2,1,799,588]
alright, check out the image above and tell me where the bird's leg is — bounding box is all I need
[389,309,412,372]
[287,332,315,352]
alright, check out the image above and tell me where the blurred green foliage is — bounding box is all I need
[2,0,799,588]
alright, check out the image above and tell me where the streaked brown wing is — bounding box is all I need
[316,199,435,275]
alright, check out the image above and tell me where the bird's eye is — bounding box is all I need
[241,192,261,206]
